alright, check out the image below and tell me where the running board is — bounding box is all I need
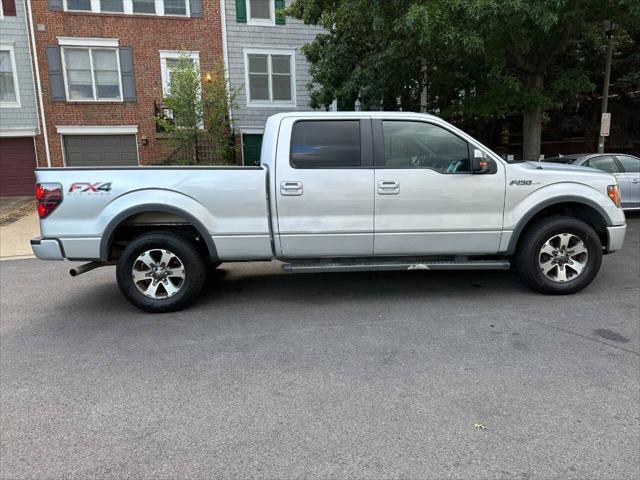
[281,258,511,273]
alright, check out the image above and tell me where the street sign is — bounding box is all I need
[600,113,611,137]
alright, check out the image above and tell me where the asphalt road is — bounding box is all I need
[1,217,639,479]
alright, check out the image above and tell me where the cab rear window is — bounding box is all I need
[290,121,361,168]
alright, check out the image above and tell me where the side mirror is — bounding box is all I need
[472,149,494,174]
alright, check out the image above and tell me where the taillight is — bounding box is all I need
[607,185,621,208]
[35,183,62,218]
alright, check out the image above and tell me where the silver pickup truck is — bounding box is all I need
[32,112,627,312]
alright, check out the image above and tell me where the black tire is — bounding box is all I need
[515,215,603,295]
[116,231,206,313]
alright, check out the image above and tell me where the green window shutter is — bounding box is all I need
[236,0,247,23]
[275,0,286,25]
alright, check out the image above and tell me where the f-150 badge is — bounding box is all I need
[509,180,540,186]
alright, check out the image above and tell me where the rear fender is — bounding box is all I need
[97,190,218,261]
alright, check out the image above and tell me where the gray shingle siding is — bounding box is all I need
[0,0,38,133]
[224,0,324,132]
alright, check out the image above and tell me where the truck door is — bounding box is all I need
[274,118,374,257]
[372,119,505,255]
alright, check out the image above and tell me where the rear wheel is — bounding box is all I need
[515,216,602,294]
[116,231,206,313]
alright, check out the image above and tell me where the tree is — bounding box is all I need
[288,0,639,159]
[157,55,239,165]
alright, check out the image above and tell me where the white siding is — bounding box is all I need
[0,0,38,132]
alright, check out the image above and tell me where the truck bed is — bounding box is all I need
[35,166,273,261]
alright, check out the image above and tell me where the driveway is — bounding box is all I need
[1,216,639,479]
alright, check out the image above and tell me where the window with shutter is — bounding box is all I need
[60,46,123,101]
[247,0,274,25]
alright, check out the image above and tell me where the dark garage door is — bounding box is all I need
[63,135,138,167]
[0,137,37,197]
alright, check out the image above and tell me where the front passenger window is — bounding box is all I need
[382,121,470,173]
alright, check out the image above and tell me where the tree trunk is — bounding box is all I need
[522,74,544,160]
[522,106,542,160]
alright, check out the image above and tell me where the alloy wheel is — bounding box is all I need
[132,249,186,298]
[538,233,589,283]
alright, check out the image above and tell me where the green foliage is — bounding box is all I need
[288,0,640,155]
[202,62,241,164]
[156,54,240,165]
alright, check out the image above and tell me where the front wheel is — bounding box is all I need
[116,231,206,313]
[515,216,603,295]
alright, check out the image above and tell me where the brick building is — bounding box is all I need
[30,0,222,168]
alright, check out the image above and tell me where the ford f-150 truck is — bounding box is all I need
[31,112,627,312]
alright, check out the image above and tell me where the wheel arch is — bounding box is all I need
[100,204,218,262]
[506,196,612,255]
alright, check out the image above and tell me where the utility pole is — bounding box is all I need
[420,58,428,113]
[598,21,615,153]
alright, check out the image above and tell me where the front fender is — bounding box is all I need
[502,182,625,254]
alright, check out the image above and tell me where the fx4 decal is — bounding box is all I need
[509,180,540,186]
[68,182,113,193]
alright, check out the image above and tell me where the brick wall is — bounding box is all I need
[31,2,223,167]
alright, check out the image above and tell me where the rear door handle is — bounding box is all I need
[631,178,639,184]
[377,180,400,195]
[280,181,303,196]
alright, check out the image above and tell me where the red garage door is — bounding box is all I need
[0,138,37,197]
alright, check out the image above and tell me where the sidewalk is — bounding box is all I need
[0,201,38,260]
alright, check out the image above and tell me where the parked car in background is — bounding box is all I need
[544,154,640,210]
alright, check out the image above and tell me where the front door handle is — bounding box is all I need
[631,178,639,184]
[280,181,303,196]
[377,180,400,195]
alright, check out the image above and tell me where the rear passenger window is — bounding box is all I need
[616,155,640,173]
[291,121,361,168]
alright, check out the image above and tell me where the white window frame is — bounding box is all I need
[62,0,190,17]
[60,44,123,102]
[243,48,296,108]
[159,50,200,96]
[247,0,275,26]
[57,125,140,167]
[63,0,96,12]
[0,44,21,108]
[0,2,4,20]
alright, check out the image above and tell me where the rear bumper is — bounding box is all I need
[31,238,64,260]
[606,225,626,253]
